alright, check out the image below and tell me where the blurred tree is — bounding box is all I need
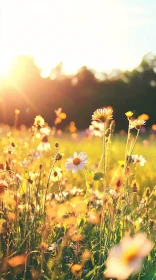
[0,53,156,129]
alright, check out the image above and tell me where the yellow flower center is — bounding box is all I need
[122,247,138,264]
[73,158,81,165]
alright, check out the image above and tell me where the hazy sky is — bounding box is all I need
[0,0,156,76]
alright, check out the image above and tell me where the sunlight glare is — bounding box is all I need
[0,52,14,78]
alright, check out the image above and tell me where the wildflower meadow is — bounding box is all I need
[0,108,155,280]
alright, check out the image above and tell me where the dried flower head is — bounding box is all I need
[55,142,59,148]
[55,152,64,161]
[145,188,150,197]
[92,107,113,122]
[132,182,138,192]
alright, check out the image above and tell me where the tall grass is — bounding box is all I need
[0,110,155,280]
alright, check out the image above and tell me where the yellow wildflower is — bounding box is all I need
[125,111,133,118]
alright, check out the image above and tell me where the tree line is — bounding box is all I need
[0,53,156,130]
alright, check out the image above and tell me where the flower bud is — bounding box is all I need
[132,183,138,192]
[55,142,59,148]
[55,153,62,161]
[145,188,150,197]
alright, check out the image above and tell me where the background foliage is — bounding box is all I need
[0,53,156,130]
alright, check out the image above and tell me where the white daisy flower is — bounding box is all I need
[104,232,153,280]
[129,119,146,130]
[20,158,29,167]
[109,189,118,198]
[37,136,51,152]
[131,155,146,166]
[55,191,68,202]
[48,242,58,252]
[69,186,84,196]
[50,167,63,182]
[37,142,51,152]
[15,173,23,183]
[28,150,42,161]
[4,145,15,154]
[89,121,103,137]
[65,152,88,173]
[40,127,51,136]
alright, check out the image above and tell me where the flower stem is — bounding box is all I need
[43,159,56,217]
[129,129,140,156]
[99,122,107,266]
[103,122,107,191]
[124,123,131,166]
[125,128,140,171]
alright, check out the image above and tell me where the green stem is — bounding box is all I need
[129,129,140,156]
[99,122,107,266]
[138,269,141,280]
[23,250,40,280]
[103,122,107,192]
[124,123,131,166]
[36,169,42,206]
[125,128,140,172]
[98,121,106,172]
[41,251,44,274]
[103,122,106,175]
[43,159,56,217]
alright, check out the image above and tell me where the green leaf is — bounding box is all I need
[46,256,55,270]
[93,172,104,181]
[42,275,51,280]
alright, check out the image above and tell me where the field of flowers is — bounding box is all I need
[0,108,155,280]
